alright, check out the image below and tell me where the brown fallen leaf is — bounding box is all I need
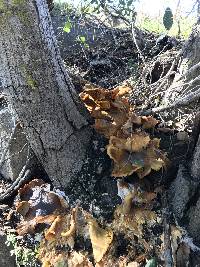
[129,151,145,168]
[61,208,77,238]
[91,109,111,120]
[122,192,135,214]
[125,134,150,152]
[109,136,127,150]
[17,214,57,236]
[17,220,38,236]
[139,191,157,204]
[113,188,157,241]
[111,98,130,112]
[42,261,51,267]
[107,144,129,164]
[18,178,45,198]
[142,116,159,129]
[112,85,131,97]
[42,253,68,267]
[136,166,154,179]
[16,201,30,217]
[80,84,168,180]
[136,145,165,178]
[94,119,118,138]
[79,93,97,111]
[96,100,111,110]
[45,215,63,241]
[85,213,113,262]
[112,162,140,177]
[113,204,156,241]
[130,113,142,125]
[68,251,93,267]
[83,85,110,100]
[15,178,69,235]
[38,212,78,266]
[126,262,139,267]
[149,138,160,148]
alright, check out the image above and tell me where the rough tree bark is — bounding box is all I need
[163,18,200,108]
[180,18,200,181]
[167,19,200,243]
[0,0,92,188]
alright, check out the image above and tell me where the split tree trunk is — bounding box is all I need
[0,0,92,188]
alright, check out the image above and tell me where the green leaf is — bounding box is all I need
[63,21,71,33]
[79,36,86,43]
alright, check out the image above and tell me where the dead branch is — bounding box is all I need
[180,75,200,89]
[0,169,31,201]
[131,22,145,64]
[143,87,200,115]
[162,191,174,267]
[153,58,178,93]
[0,148,32,201]
[176,62,200,82]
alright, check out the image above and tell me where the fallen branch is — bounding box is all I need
[0,149,32,202]
[143,87,200,115]
[0,169,31,201]
[153,58,178,93]
[162,191,174,267]
[131,22,145,64]
[176,62,200,82]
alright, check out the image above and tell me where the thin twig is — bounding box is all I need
[0,148,32,201]
[162,190,173,267]
[176,62,200,82]
[154,59,178,93]
[0,169,31,201]
[181,84,200,98]
[131,21,145,64]
[143,87,200,115]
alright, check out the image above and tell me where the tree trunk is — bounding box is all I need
[167,18,200,180]
[197,0,200,17]
[0,0,92,188]
[181,19,200,180]
[163,19,200,106]
[167,19,200,243]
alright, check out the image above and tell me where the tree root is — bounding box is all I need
[143,88,200,115]
[0,169,31,202]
